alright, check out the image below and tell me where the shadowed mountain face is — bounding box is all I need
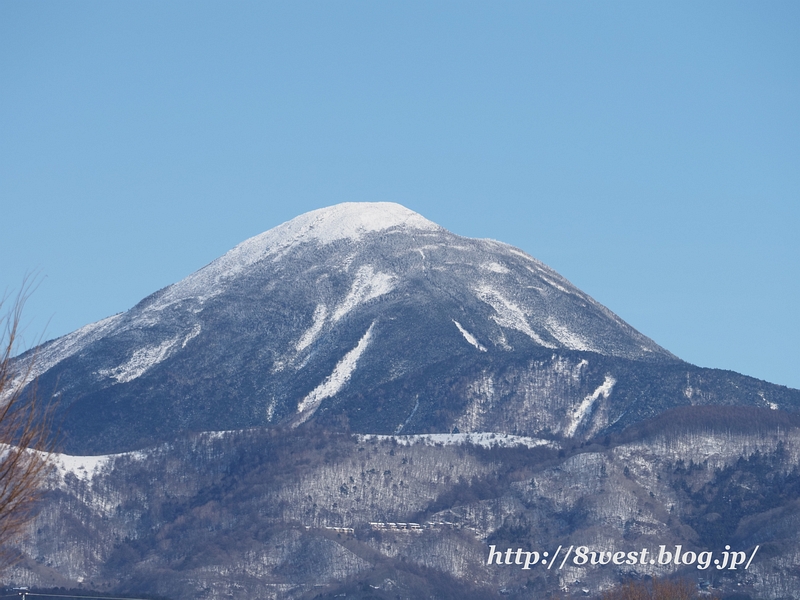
[14,202,798,454]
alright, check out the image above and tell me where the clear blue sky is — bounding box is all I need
[2,2,798,389]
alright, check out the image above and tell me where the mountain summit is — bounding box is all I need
[19,202,793,454]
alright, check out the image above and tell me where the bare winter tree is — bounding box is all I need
[0,285,57,567]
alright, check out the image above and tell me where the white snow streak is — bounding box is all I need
[759,392,778,410]
[181,323,202,348]
[296,304,327,352]
[539,274,575,295]
[544,316,594,352]
[505,247,543,265]
[481,262,510,274]
[474,285,554,348]
[100,340,176,383]
[266,397,278,422]
[97,325,201,383]
[565,375,616,437]
[395,397,420,434]
[333,266,395,322]
[359,433,556,450]
[3,314,123,401]
[297,322,375,419]
[452,320,486,352]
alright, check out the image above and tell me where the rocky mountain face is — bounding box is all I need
[6,203,800,599]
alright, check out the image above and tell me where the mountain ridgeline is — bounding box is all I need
[17,203,798,454]
[8,203,800,600]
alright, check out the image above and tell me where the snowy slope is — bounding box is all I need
[14,202,798,454]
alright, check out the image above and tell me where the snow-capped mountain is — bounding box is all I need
[16,202,797,454]
[9,203,800,599]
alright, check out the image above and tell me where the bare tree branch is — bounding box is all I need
[0,281,58,569]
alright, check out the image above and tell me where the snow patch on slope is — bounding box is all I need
[296,304,327,352]
[544,316,595,352]
[359,433,557,450]
[99,340,176,383]
[452,320,486,352]
[481,262,510,274]
[505,247,541,263]
[0,445,107,485]
[53,453,113,483]
[25,446,148,485]
[296,322,375,421]
[539,274,577,296]
[98,325,201,384]
[395,397,420,434]
[565,375,616,437]
[4,314,123,400]
[333,266,395,322]
[181,323,202,348]
[475,285,554,348]
[757,391,779,410]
